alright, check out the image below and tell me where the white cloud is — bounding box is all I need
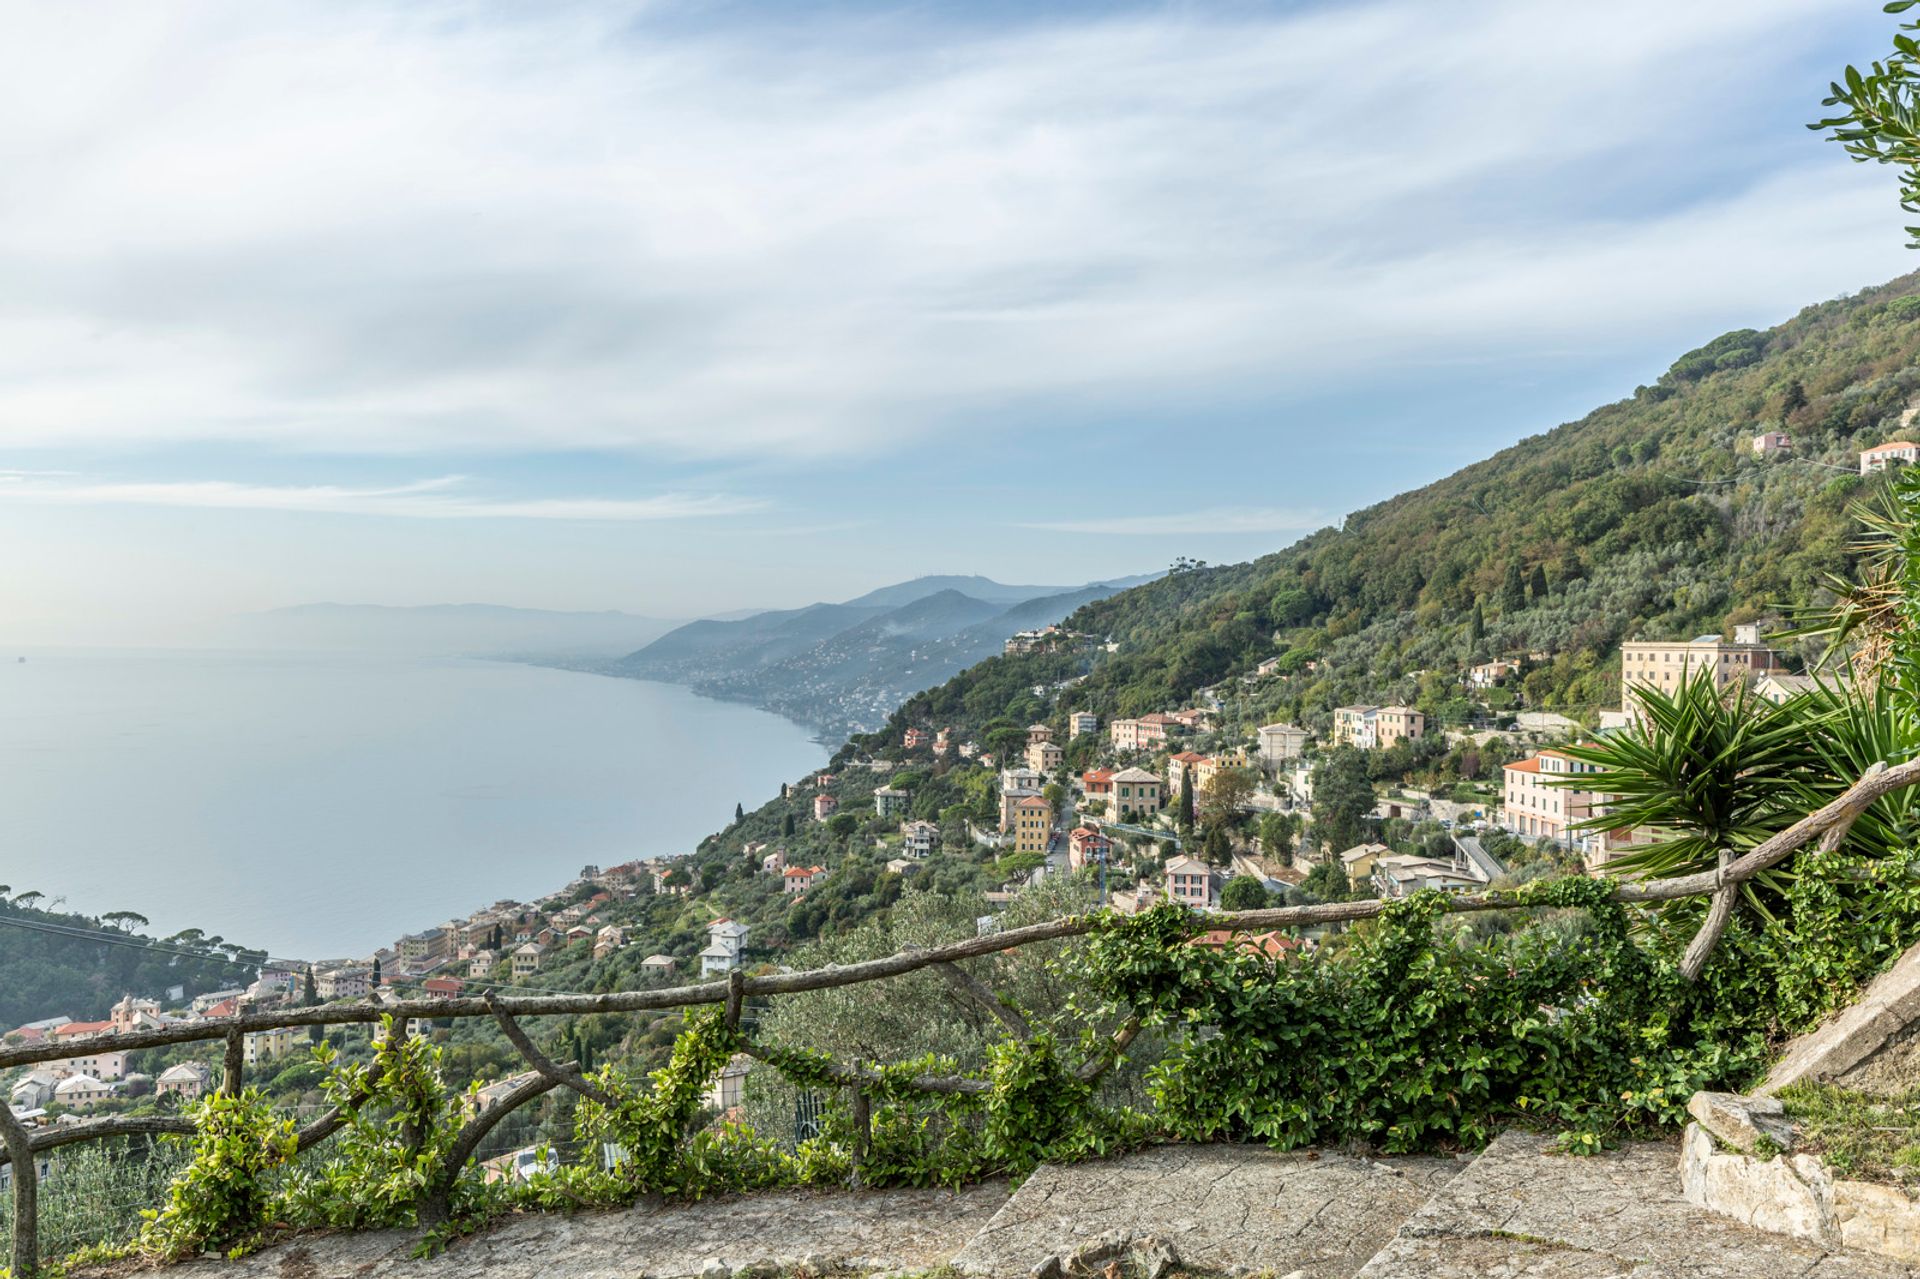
[0,0,1901,461]
[1020,507,1328,536]
[0,474,763,521]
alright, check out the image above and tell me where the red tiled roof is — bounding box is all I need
[55,1020,112,1037]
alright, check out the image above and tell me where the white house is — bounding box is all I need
[53,1073,113,1110]
[700,918,751,977]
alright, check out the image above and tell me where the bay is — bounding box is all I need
[0,650,825,959]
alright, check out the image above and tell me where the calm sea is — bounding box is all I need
[0,651,824,959]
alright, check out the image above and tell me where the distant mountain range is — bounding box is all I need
[224,603,681,659]
[612,574,1157,737]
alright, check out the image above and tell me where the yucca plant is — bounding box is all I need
[1783,465,1920,696]
[1561,669,1839,902]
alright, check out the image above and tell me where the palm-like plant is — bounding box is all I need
[1561,670,1839,900]
[1564,460,1920,911]
[1784,466,1920,696]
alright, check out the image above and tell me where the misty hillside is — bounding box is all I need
[614,573,1154,735]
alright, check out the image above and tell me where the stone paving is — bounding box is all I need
[1354,1131,1918,1279]
[950,1143,1461,1278]
[82,1180,1008,1279]
[72,1136,1920,1278]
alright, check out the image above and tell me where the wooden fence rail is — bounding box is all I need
[5,756,1912,1275]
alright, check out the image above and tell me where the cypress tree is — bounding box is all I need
[1528,564,1549,602]
[370,956,382,988]
[1178,766,1195,832]
[1501,561,1526,613]
[734,801,745,823]
[1469,600,1485,643]
[782,812,796,838]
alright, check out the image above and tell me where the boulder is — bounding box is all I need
[1686,1090,1797,1153]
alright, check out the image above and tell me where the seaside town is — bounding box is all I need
[6,469,1838,1146]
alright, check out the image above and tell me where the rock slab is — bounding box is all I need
[1683,1120,1920,1265]
[1763,939,1920,1097]
[949,1143,1459,1278]
[1357,1129,1917,1278]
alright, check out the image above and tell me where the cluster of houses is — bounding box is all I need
[4,992,309,1119]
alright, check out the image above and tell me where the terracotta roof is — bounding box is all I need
[54,1020,112,1037]
[1504,757,1542,773]
[1868,441,1919,451]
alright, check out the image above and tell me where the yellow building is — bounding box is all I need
[1011,794,1052,855]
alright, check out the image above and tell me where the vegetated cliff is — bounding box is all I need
[843,271,1920,756]
[0,896,261,1030]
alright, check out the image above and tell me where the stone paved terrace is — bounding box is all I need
[69,1136,1920,1278]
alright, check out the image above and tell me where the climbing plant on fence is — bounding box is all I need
[9,749,1920,1278]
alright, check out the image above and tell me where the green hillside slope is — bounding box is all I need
[847,272,1920,753]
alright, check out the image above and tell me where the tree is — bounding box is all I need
[828,812,859,840]
[1500,561,1526,613]
[1528,564,1549,603]
[1202,824,1232,866]
[1469,600,1486,644]
[1177,767,1196,832]
[1782,378,1808,418]
[371,956,383,988]
[1220,875,1267,912]
[782,812,797,839]
[102,910,149,932]
[734,802,745,823]
[1258,811,1299,864]
[1199,766,1258,828]
[1814,10,1920,247]
[1302,861,1351,901]
[1310,748,1375,854]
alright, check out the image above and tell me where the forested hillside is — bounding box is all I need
[0,894,261,1031]
[844,272,1920,755]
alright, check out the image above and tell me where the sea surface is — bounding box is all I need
[0,650,825,959]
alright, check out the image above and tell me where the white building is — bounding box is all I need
[700,918,751,977]
[900,820,940,858]
[1256,723,1310,768]
[1861,440,1920,475]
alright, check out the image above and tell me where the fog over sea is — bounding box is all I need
[0,650,825,958]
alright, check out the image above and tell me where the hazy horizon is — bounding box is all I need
[2,1,1912,645]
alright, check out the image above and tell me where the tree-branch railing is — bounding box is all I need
[5,753,1914,1274]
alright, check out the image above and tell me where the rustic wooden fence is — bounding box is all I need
[4,757,1911,1276]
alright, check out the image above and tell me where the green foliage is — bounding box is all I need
[138,1089,297,1258]
[574,1006,747,1196]
[1566,670,1920,905]
[1310,748,1374,853]
[279,1025,467,1231]
[1083,891,1758,1153]
[1778,1082,1920,1181]
[0,896,258,1030]
[1220,875,1269,912]
[1814,2,1920,248]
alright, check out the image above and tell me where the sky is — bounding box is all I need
[1,0,1916,642]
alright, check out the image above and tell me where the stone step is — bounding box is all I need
[1352,1130,1919,1278]
[948,1142,1462,1278]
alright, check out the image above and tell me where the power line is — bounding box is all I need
[0,912,702,1006]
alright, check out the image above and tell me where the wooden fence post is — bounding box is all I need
[0,1095,39,1277]
[222,1027,245,1097]
[849,1087,871,1189]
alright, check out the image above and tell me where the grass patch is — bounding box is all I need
[1778,1082,1920,1182]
